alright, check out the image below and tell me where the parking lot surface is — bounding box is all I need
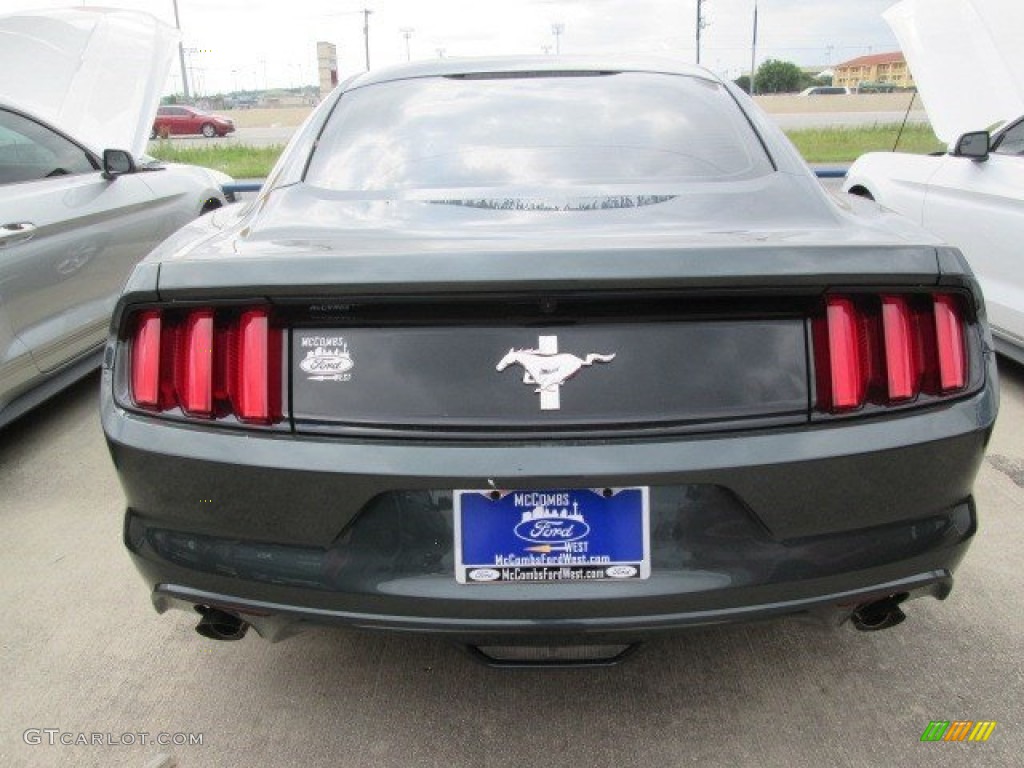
[1,362,1022,768]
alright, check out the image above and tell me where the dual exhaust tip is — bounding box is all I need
[850,594,908,632]
[194,606,248,642]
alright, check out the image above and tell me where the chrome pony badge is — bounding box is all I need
[496,335,615,410]
[299,335,353,382]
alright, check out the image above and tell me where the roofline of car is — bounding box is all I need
[344,55,720,91]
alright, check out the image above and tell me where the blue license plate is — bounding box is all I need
[454,487,650,584]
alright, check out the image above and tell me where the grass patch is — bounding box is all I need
[147,123,945,179]
[147,142,285,179]
[785,123,944,163]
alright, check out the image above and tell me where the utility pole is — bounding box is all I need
[171,0,190,100]
[551,24,564,55]
[362,8,373,70]
[400,28,414,61]
[695,0,707,66]
[750,1,759,94]
[436,48,446,58]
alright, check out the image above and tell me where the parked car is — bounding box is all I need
[844,0,1024,363]
[0,8,233,428]
[799,86,851,96]
[152,106,235,139]
[103,56,995,662]
[845,119,1024,363]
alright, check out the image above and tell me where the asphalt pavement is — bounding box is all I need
[1,360,1022,768]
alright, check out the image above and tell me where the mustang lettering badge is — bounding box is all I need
[496,335,615,410]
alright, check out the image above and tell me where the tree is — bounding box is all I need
[754,59,804,94]
[733,75,751,94]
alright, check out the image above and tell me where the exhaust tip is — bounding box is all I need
[194,605,249,641]
[851,594,908,632]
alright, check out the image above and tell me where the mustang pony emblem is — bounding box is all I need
[496,335,615,410]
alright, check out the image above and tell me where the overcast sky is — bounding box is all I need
[5,1,901,95]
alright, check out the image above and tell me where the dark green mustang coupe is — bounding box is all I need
[102,57,997,665]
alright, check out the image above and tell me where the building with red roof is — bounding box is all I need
[834,51,915,90]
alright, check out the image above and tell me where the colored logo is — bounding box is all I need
[513,502,590,544]
[920,721,997,743]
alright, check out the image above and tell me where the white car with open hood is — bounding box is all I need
[0,8,233,427]
[844,0,1024,363]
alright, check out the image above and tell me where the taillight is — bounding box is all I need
[233,309,281,424]
[825,297,864,410]
[880,296,916,401]
[125,307,283,425]
[176,309,214,416]
[814,292,970,414]
[934,294,966,392]
[130,311,163,408]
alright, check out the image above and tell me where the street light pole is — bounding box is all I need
[750,1,759,95]
[362,8,373,70]
[695,0,707,66]
[401,28,414,61]
[551,23,564,55]
[171,0,190,100]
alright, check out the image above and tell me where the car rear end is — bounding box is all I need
[101,60,997,655]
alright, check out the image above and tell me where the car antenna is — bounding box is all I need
[892,91,918,152]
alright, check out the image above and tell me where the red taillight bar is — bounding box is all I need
[176,310,214,416]
[934,295,967,392]
[130,311,162,408]
[234,309,279,424]
[126,306,281,425]
[880,296,916,401]
[825,297,863,410]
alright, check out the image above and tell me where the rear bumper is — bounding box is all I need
[103,376,996,641]
[152,570,955,643]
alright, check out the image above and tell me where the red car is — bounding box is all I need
[151,105,235,138]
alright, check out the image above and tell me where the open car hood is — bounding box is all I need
[885,0,1024,143]
[0,8,178,158]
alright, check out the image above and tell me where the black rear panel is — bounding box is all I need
[287,294,811,437]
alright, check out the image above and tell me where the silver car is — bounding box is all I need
[0,8,232,426]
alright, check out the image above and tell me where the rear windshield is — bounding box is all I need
[304,72,773,191]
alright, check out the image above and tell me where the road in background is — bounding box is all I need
[1,359,1021,768]
[154,111,929,149]
[771,110,929,129]
[149,93,930,151]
